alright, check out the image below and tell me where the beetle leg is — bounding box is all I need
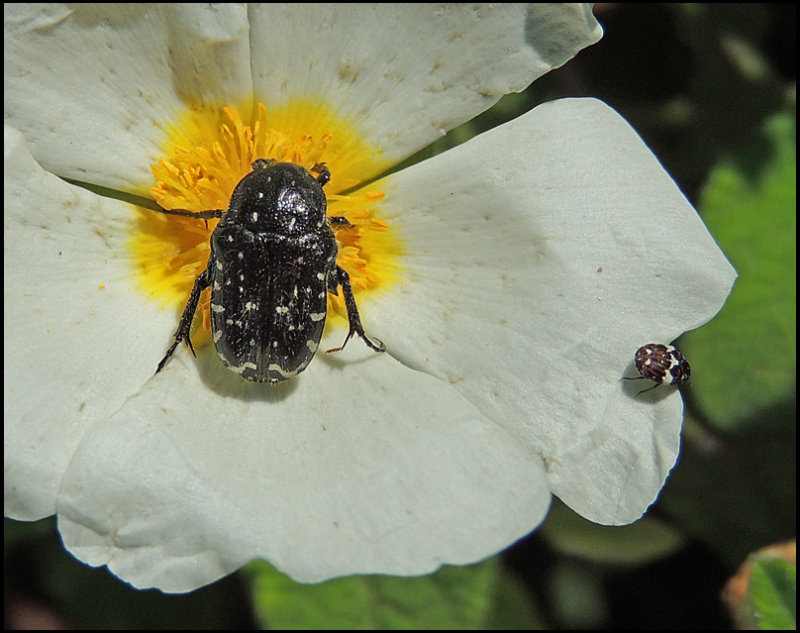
[157,207,225,219]
[311,162,330,186]
[157,207,224,230]
[155,254,215,374]
[621,375,662,396]
[327,216,352,229]
[251,158,278,171]
[326,265,385,354]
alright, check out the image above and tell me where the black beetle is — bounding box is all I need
[155,159,384,383]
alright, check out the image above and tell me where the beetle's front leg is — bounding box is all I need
[156,207,224,230]
[156,208,225,220]
[155,254,215,374]
[326,265,385,354]
[327,216,352,229]
[311,162,331,186]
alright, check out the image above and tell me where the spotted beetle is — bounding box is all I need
[623,343,691,395]
[155,159,384,383]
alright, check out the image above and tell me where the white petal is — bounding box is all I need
[362,99,737,524]
[6,123,545,589]
[5,4,601,189]
[4,4,251,191]
[249,4,602,177]
[4,125,176,518]
[57,338,549,591]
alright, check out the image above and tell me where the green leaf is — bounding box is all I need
[681,112,796,431]
[750,557,796,630]
[539,502,685,565]
[244,557,542,630]
[483,567,547,630]
[548,561,608,629]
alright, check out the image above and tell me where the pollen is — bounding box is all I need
[130,99,402,334]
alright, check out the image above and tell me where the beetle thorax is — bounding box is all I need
[229,163,327,235]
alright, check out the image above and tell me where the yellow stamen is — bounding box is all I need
[130,100,401,339]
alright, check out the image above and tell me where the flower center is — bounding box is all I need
[130,100,400,337]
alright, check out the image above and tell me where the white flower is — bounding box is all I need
[4,4,736,592]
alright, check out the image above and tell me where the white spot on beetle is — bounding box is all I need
[268,363,299,379]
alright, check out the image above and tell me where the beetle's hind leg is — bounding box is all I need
[155,256,214,374]
[326,265,385,354]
